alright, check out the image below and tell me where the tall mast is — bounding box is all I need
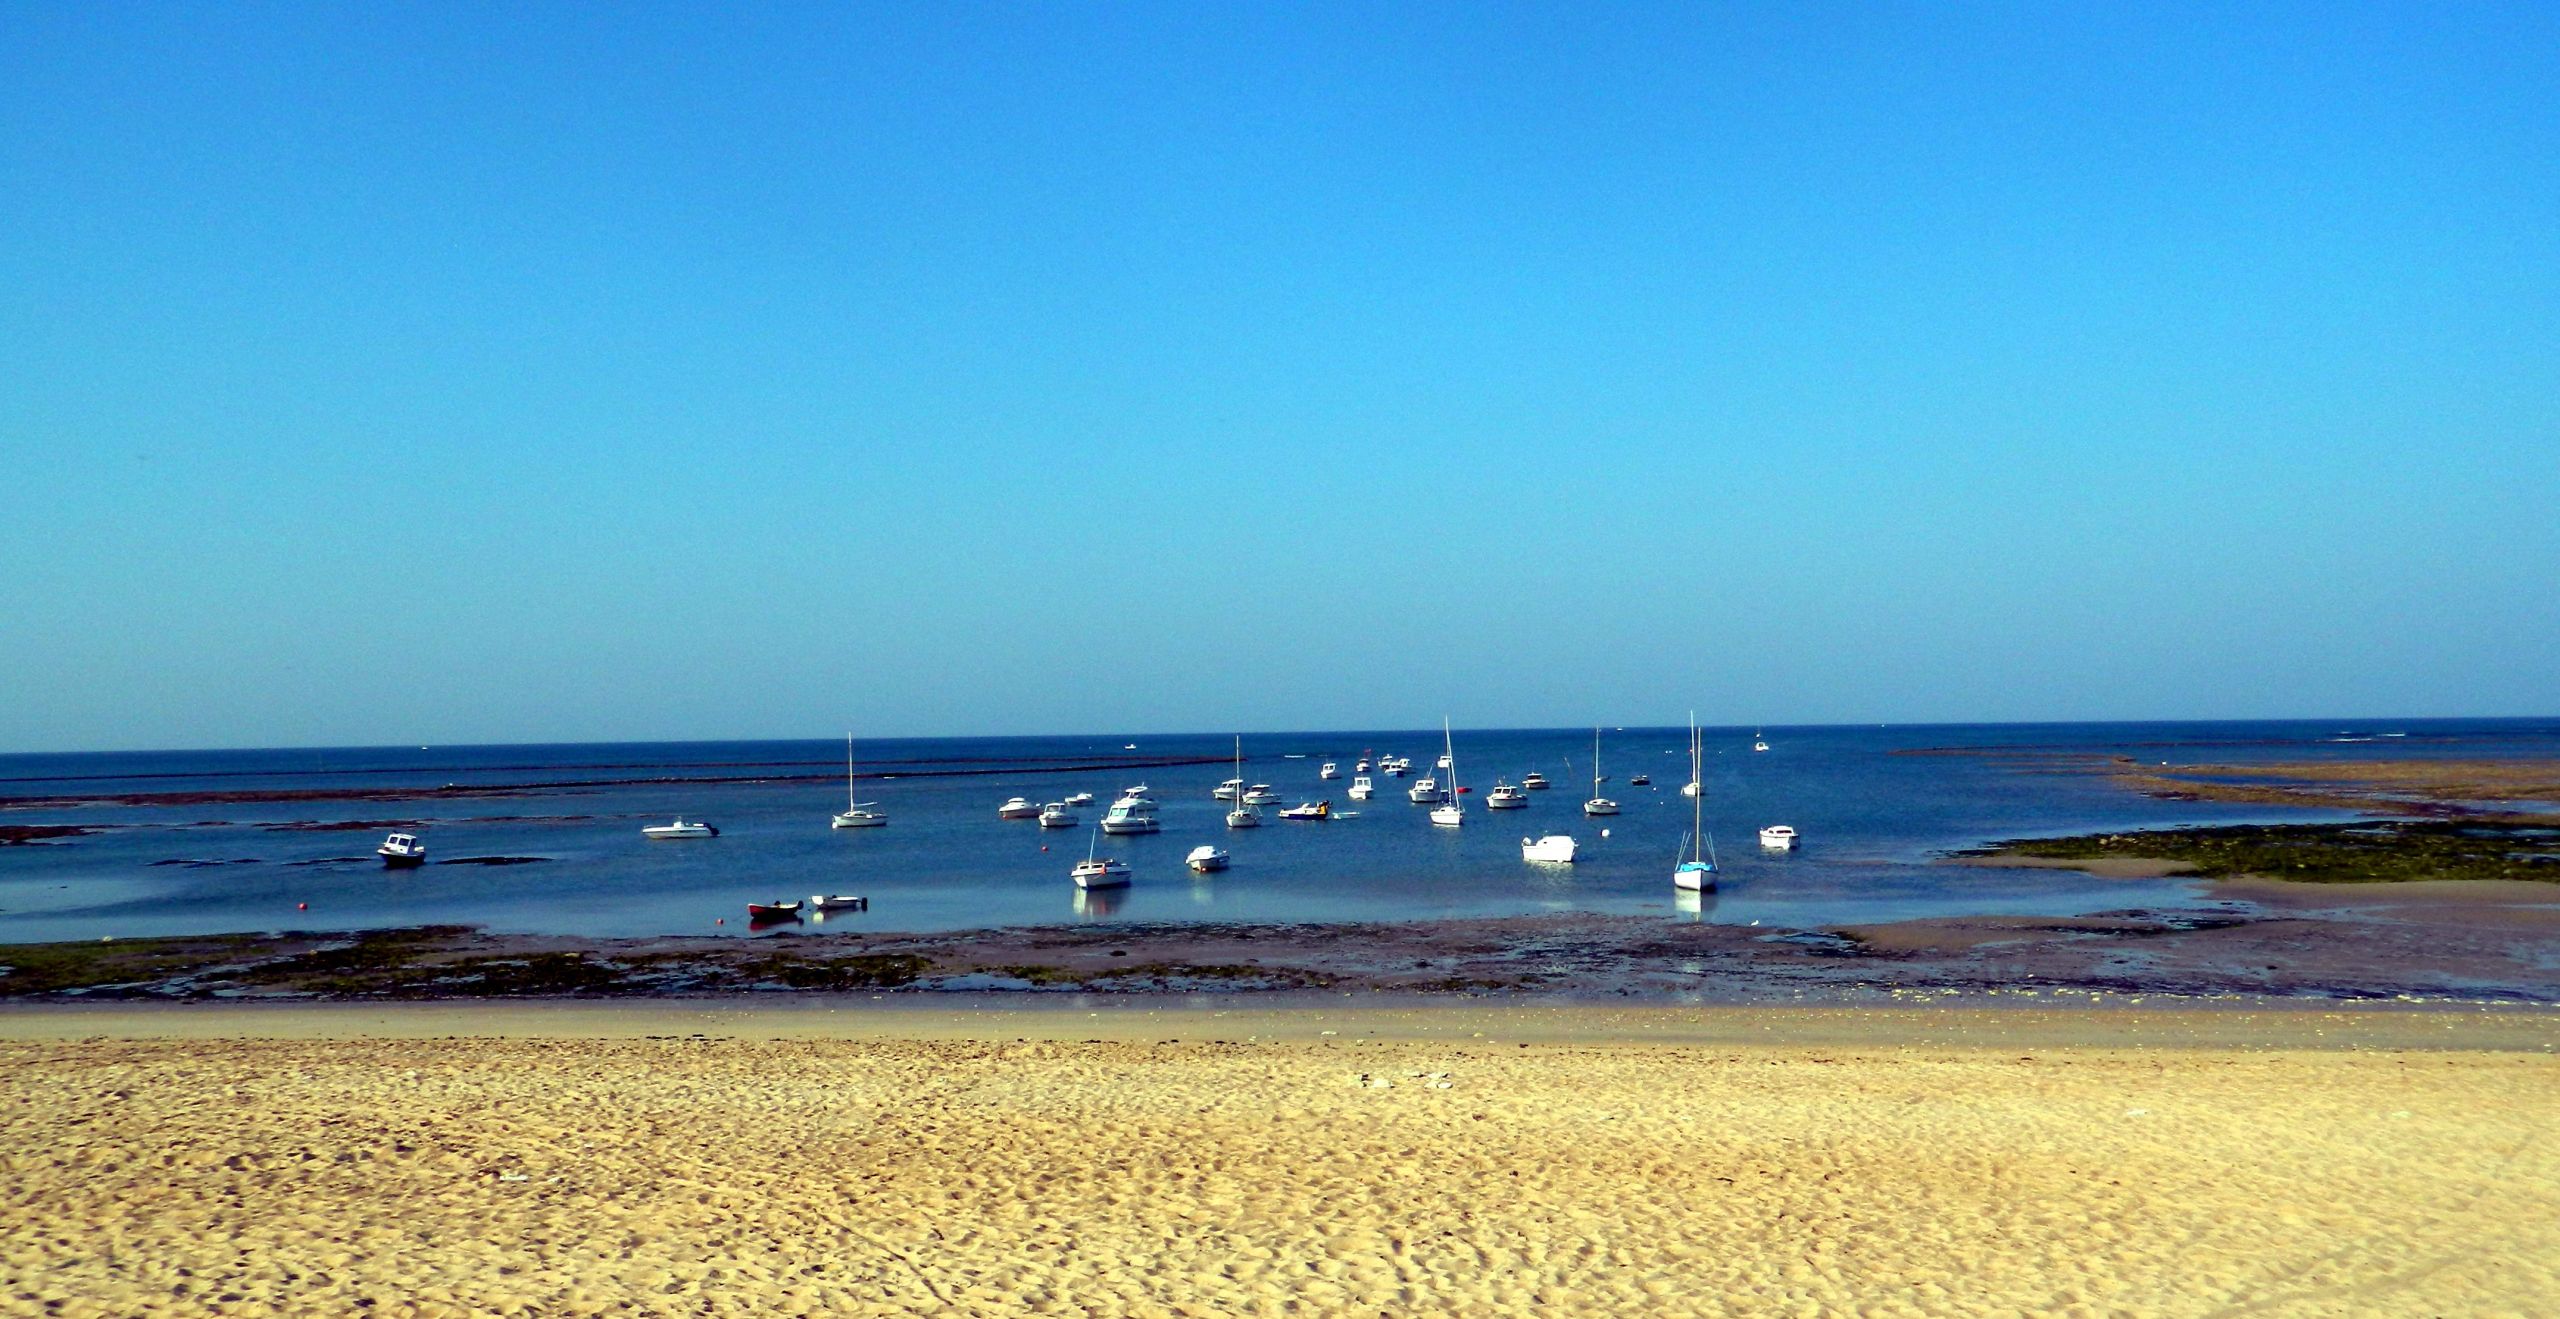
[846,733,857,811]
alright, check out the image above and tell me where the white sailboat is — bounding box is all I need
[1429,718,1464,827]
[1584,727,1619,816]
[1226,736,1261,829]
[1674,723,1716,891]
[832,734,887,828]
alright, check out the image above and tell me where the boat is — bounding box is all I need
[1348,774,1375,800]
[1759,824,1799,850]
[1072,829,1132,888]
[1675,726,1717,891]
[832,734,888,828]
[1354,758,1371,773]
[1681,713,1704,797]
[1754,728,1770,753]
[1279,800,1332,821]
[1486,781,1528,809]
[998,797,1041,820]
[1186,845,1230,873]
[1383,757,1410,777]
[1038,802,1079,828]
[1522,834,1578,863]
[1101,790,1161,834]
[642,819,718,839]
[1629,774,1650,786]
[377,832,426,868]
[1520,771,1550,790]
[1121,783,1151,797]
[746,899,803,920]
[1226,737,1261,829]
[1213,778,1243,801]
[1319,761,1339,780]
[809,894,868,913]
[1406,775,1445,804]
[1585,729,1619,816]
[1241,783,1281,805]
[1063,791,1095,807]
[1429,720,1464,827]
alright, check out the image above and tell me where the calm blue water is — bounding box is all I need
[3,720,2553,942]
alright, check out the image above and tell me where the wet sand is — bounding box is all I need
[4,1003,2555,1317]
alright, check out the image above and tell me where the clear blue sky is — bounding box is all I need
[4,3,2554,751]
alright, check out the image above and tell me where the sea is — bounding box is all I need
[3,719,2554,944]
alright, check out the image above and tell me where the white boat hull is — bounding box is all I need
[1429,805,1463,828]
[1674,862,1717,891]
[832,811,887,829]
[1759,827,1797,849]
[1101,818,1160,834]
[1522,835,1577,863]
[1583,799,1619,816]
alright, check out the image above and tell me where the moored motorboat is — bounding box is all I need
[1520,771,1550,790]
[997,797,1040,820]
[1101,791,1161,834]
[1063,791,1096,807]
[377,832,426,868]
[809,894,868,913]
[1486,781,1528,809]
[1348,774,1375,800]
[1522,834,1578,863]
[1213,778,1243,801]
[1241,783,1281,805]
[1759,824,1799,849]
[1319,761,1339,779]
[1279,801,1331,821]
[1038,802,1079,828]
[1406,775,1445,804]
[1186,845,1230,873]
[643,819,718,840]
[1629,774,1650,786]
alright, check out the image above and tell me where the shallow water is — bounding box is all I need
[2,719,2552,941]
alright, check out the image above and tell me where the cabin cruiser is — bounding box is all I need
[1354,758,1371,773]
[1383,757,1411,777]
[1279,801,1331,821]
[1520,771,1550,790]
[1101,792,1162,834]
[1319,761,1339,779]
[1186,845,1230,873]
[1406,776,1444,804]
[1348,775,1375,800]
[1436,754,1452,770]
[1213,778,1243,801]
[1241,783,1282,805]
[377,832,426,868]
[1486,782,1528,809]
[1038,802,1079,828]
[998,796,1041,820]
[642,819,718,839]
[1759,825,1799,850]
[1522,834,1578,863]
[1063,791,1096,807]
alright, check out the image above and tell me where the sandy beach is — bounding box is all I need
[5,1004,2555,1317]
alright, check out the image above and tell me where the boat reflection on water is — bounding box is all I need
[1675,888,1717,923]
[1074,885,1128,920]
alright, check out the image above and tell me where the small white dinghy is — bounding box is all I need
[642,819,718,840]
[1186,845,1230,873]
[809,894,868,913]
[1522,834,1578,863]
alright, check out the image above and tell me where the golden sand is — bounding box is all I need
[3,1005,2555,1317]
